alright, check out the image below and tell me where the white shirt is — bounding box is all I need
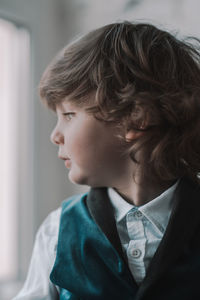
[108,181,178,284]
[13,182,178,299]
[13,207,61,300]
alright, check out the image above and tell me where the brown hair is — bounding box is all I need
[39,21,200,183]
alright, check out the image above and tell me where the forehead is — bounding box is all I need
[55,93,96,113]
[55,99,82,113]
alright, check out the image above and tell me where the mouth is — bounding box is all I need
[58,155,71,168]
[64,158,71,168]
[58,155,69,160]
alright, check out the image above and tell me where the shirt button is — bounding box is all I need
[133,210,143,219]
[132,249,142,258]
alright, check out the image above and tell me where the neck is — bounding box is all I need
[113,171,176,206]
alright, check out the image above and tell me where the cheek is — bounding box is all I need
[74,135,123,170]
[66,132,128,186]
[64,128,93,166]
[65,118,126,170]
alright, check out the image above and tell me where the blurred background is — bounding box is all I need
[0,0,199,299]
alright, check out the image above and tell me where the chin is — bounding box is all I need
[68,169,105,187]
[68,169,89,185]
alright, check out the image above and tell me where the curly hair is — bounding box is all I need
[39,21,200,184]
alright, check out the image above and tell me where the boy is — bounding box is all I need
[14,21,200,299]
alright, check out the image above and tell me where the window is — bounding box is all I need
[0,18,31,300]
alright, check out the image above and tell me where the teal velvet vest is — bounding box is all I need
[50,188,138,300]
[50,179,200,300]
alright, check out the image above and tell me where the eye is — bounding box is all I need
[62,112,75,121]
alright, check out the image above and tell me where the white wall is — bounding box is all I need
[0,1,86,291]
[0,0,84,233]
[61,0,200,36]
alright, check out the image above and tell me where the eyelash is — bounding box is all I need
[62,112,75,121]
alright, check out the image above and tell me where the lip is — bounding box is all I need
[64,158,71,168]
[58,155,69,160]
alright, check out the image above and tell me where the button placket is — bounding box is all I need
[127,240,145,261]
[133,210,143,219]
[132,249,142,258]
[126,209,145,240]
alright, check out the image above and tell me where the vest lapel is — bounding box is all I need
[86,187,127,263]
[50,191,138,300]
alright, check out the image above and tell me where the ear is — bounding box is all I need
[125,129,144,142]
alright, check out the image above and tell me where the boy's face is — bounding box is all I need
[50,99,132,187]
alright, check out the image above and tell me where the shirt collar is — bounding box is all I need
[108,181,179,231]
[108,187,134,221]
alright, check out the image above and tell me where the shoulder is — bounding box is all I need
[61,193,88,214]
[13,195,88,300]
[34,192,88,262]
[13,207,63,299]
[37,193,88,252]
[37,206,62,240]
[33,206,62,264]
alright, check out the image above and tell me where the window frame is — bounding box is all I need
[0,13,34,300]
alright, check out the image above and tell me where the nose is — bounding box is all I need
[50,126,64,145]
